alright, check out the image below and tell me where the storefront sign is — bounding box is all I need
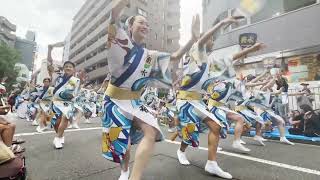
[287,54,320,82]
[239,33,257,49]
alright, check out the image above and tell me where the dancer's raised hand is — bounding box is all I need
[191,14,200,41]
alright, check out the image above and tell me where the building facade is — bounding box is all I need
[14,31,37,71]
[0,16,16,48]
[203,0,320,83]
[203,0,320,110]
[62,32,71,63]
[68,0,180,84]
[1,17,37,75]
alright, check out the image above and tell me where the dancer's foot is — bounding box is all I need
[280,137,294,145]
[36,126,44,133]
[32,120,39,126]
[118,168,130,180]
[72,123,80,129]
[232,140,251,152]
[253,135,266,146]
[60,136,65,144]
[53,137,63,149]
[239,139,246,145]
[205,160,232,179]
[177,149,190,165]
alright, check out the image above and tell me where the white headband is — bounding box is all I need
[124,16,135,30]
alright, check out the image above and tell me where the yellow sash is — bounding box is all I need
[235,105,247,112]
[177,90,202,100]
[208,99,224,107]
[105,83,142,100]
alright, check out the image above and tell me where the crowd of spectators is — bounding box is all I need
[289,104,320,137]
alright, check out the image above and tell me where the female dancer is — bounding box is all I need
[36,78,54,133]
[174,16,246,179]
[102,1,199,179]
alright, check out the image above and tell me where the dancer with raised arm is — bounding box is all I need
[102,1,199,179]
[174,16,244,179]
[51,61,80,149]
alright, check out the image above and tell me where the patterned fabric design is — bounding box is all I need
[27,103,38,120]
[50,101,75,126]
[102,99,132,163]
[210,107,228,139]
[260,111,272,125]
[178,102,201,147]
[236,108,263,127]
[51,103,62,127]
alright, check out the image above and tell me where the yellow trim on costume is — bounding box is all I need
[105,83,142,100]
[208,99,224,107]
[177,90,202,100]
[40,99,51,103]
[235,105,247,112]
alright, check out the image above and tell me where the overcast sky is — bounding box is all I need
[0,0,201,70]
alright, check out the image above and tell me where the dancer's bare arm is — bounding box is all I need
[110,0,129,23]
[170,14,200,61]
[233,43,265,61]
[198,16,238,48]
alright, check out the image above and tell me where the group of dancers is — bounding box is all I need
[10,0,297,179]
[100,1,297,180]
[13,66,108,138]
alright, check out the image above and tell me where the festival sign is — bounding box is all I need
[239,33,257,49]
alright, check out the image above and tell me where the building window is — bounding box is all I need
[283,0,317,12]
[137,8,147,17]
[167,12,178,18]
[168,0,176,6]
[155,33,158,40]
[162,25,165,35]
[167,39,173,45]
[161,39,164,49]
[250,0,317,24]
[139,0,148,4]
[215,10,229,33]
[167,25,173,31]
[250,0,285,23]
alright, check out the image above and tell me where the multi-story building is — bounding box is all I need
[203,0,320,81]
[68,0,180,84]
[203,0,320,109]
[14,31,37,71]
[0,16,16,47]
[1,17,36,75]
[62,32,71,63]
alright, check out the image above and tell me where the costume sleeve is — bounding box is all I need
[148,51,172,88]
[189,42,207,65]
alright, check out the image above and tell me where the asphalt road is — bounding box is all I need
[8,113,320,180]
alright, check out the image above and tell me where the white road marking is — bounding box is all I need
[241,135,320,148]
[14,127,102,137]
[165,139,320,176]
[15,127,320,176]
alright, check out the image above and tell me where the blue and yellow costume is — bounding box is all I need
[51,75,80,127]
[102,19,172,163]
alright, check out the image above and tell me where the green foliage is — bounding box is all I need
[0,42,21,91]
